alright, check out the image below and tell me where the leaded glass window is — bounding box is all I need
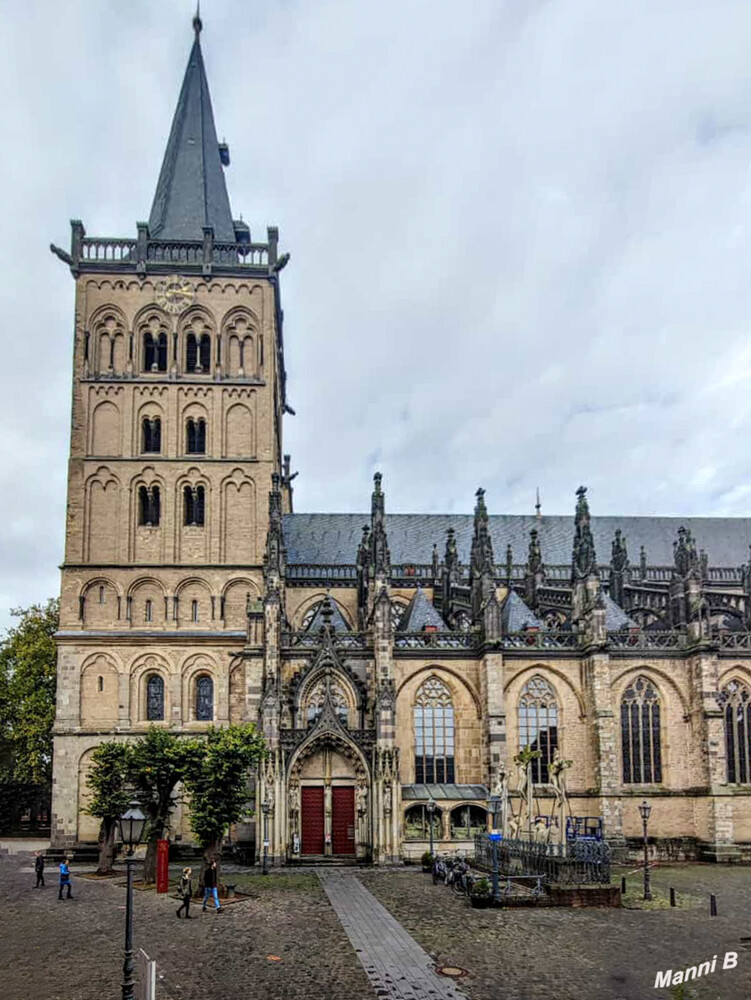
[391,600,407,630]
[414,677,455,783]
[196,675,213,721]
[146,674,164,721]
[518,676,558,783]
[621,676,662,783]
[719,680,751,784]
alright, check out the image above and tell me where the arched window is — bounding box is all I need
[719,680,751,784]
[186,333,211,373]
[141,417,161,454]
[196,675,213,721]
[404,804,442,840]
[143,331,167,372]
[390,600,407,630]
[519,676,558,783]
[621,676,662,783]
[183,485,205,526]
[414,676,455,783]
[98,586,105,604]
[199,334,211,371]
[186,418,206,454]
[305,677,349,727]
[450,805,487,839]
[191,599,199,623]
[146,674,165,721]
[138,485,160,526]
[144,599,153,623]
[97,675,104,692]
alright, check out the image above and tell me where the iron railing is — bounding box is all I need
[394,631,477,650]
[501,630,579,650]
[474,834,611,885]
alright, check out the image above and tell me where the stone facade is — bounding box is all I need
[50,21,751,863]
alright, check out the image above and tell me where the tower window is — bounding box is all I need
[191,599,199,623]
[146,674,165,722]
[97,676,104,692]
[186,333,211,373]
[138,485,161,526]
[145,599,153,623]
[98,586,105,604]
[141,417,162,454]
[183,485,205,526]
[186,418,206,454]
[143,332,168,373]
[196,675,213,721]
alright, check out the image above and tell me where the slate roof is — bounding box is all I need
[402,784,489,801]
[283,513,751,568]
[501,591,543,631]
[397,587,448,632]
[601,592,637,631]
[148,31,236,242]
[304,600,351,633]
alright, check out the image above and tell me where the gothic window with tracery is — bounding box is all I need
[146,674,164,721]
[305,677,349,727]
[719,680,751,783]
[390,600,407,630]
[195,675,213,721]
[518,676,558,783]
[621,676,662,783]
[414,677,455,783]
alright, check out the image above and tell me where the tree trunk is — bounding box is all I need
[96,818,117,875]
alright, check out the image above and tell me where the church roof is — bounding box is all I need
[601,592,638,631]
[397,587,448,631]
[501,591,543,631]
[283,512,751,568]
[148,25,235,242]
[304,599,351,633]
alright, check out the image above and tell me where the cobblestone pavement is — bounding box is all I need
[321,874,466,1000]
[0,854,374,1000]
[359,865,751,1000]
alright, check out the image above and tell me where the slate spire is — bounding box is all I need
[369,472,391,577]
[148,16,236,242]
[470,488,496,622]
[571,486,598,581]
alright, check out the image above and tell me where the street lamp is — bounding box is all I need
[638,800,652,901]
[262,799,271,875]
[426,798,436,859]
[116,800,146,1000]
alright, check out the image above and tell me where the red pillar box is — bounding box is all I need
[156,839,170,893]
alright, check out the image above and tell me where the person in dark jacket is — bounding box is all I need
[58,858,73,900]
[176,867,193,919]
[34,852,45,888]
[201,860,222,912]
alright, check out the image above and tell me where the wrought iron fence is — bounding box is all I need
[474,834,611,885]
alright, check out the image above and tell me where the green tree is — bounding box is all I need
[183,724,266,884]
[85,741,132,874]
[129,727,200,883]
[0,600,59,830]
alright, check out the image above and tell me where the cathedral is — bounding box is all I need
[50,17,751,865]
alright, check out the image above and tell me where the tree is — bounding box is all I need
[85,742,132,874]
[129,727,199,884]
[0,600,59,830]
[183,724,266,885]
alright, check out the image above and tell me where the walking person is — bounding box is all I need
[176,867,193,919]
[58,858,73,900]
[34,851,45,888]
[201,859,222,913]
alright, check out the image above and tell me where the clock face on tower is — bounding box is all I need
[154,277,195,315]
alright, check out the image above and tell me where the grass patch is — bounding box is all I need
[621,887,701,911]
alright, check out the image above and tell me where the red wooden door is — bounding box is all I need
[301,786,324,855]
[332,786,356,855]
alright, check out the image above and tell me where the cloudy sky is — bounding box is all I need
[2,0,751,628]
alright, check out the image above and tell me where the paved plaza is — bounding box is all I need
[2,852,751,1000]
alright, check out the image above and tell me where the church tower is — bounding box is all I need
[50,15,289,847]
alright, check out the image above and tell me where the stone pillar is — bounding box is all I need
[480,650,507,796]
[583,650,624,843]
[687,649,737,861]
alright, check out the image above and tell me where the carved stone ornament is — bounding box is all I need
[154,276,195,315]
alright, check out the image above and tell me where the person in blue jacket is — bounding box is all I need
[58,858,73,900]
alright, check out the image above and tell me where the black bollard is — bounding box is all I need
[621,876,626,895]
[710,893,717,916]
[669,887,676,907]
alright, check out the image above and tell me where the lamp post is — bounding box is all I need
[638,800,652,901]
[262,799,271,875]
[488,795,501,902]
[426,797,436,859]
[116,800,146,1000]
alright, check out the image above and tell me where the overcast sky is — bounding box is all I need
[2,0,751,629]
